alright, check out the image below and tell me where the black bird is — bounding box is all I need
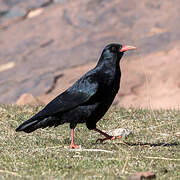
[16,43,136,149]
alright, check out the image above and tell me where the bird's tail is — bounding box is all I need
[16,116,59,133]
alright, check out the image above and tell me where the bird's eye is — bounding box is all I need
[111,47,116,52]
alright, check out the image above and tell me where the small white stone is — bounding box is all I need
[108,128,132,138]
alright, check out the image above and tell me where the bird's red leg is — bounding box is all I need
[70,129,80,149]
[94,128,121,143]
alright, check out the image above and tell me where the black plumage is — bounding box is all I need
[16,43,136,148]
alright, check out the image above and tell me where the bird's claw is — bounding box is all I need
[115,136,122,139]
[96,136,122,143]
[70,144,80,149]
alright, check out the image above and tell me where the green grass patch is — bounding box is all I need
[0,105,180,179]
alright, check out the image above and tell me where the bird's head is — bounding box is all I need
[104,43,137,56]
[98,43,137,66]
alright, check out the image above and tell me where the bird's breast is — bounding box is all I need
[99,68,121,94]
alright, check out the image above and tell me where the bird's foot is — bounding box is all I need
[96,136,122,143]
[70,143,80,149]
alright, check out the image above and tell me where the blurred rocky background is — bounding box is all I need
[0,0,180,109]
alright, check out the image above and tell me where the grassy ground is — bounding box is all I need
[0,104,179,179]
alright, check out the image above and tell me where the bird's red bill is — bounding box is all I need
[120,45,137,52]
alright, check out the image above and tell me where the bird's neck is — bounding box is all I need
[95,52,121,95]
[96,52,121,69]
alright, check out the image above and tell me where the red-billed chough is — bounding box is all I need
[16,43,136,149]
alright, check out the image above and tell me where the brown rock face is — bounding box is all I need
[0,0,180,109]
[16,93,44,106]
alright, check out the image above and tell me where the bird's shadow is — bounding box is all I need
[92,141,180,147]
[118,142,180,147]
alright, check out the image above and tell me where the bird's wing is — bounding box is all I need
[32,74,99,119]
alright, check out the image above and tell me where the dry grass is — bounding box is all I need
[0,105,180,179]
